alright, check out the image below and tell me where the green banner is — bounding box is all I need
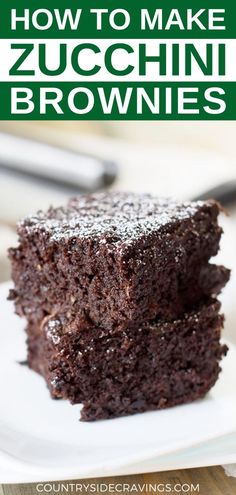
[1,82,235,120]
[1,0,234,39]
[1,1,235,120]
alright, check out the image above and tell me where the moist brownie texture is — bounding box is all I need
[26,299,227,421]
[8,192,230,421]
[9,192,229,330]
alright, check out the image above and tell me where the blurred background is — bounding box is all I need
[1,121,236,330]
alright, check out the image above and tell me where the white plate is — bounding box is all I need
[0,280,236,484]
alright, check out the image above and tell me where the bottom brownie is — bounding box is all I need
[26,299,227,421]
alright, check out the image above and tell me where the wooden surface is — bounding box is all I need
[1,466,236,495]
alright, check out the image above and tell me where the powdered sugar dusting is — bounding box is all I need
[20,192,206,244]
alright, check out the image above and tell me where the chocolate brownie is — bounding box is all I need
[26,299,227,421]
[9,193,229,330]
[8,192,229,421]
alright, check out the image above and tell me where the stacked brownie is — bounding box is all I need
[9,192,230,421]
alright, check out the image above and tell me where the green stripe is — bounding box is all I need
[1,82,235,120]
[1,0,235,39]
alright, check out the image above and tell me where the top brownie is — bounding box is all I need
[9,192,229,330]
